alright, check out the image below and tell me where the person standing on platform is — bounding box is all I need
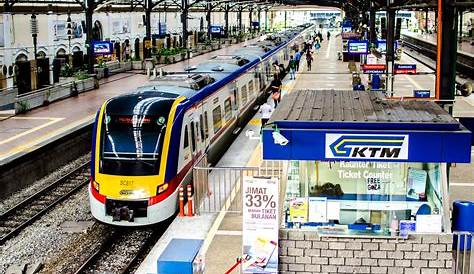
[314,40,321,53]
[289,55,297,80]
[259,102,273,132]
[295,50,302,71]
[327,31,331,40]
[272,61,280,80]
[306,51,314,71]
[270,74,282,108]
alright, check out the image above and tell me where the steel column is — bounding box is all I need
[436,0,458,101]
[206,3,212,40]
[85,0,94,74]
[181,0,189,48]
[386,9,395,96]
[458,9,463,41]
[369,6,376,44]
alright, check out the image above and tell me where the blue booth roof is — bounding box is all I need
[263,90,472,163]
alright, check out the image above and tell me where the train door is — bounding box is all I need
[230,81,239,116]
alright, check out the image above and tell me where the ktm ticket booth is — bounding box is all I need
[262,89,471,272]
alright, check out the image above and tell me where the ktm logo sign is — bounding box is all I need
[325,134,409,160]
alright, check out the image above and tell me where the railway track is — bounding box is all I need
[73,227,160,274]
[0,161,91,245]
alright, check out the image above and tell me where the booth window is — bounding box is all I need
[284,161,445,235]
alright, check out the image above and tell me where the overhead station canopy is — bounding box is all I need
[263,90,472,163]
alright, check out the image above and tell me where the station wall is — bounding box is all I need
[0,10,250,64]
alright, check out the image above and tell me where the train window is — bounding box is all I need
[190,121,196,152]
[248,80,254,95]
[183,125,189,149]
[212,106,222,134]
[224,98,232,120]
[241,85,248,105]
[199,114,205,141]
[204,111,209,139]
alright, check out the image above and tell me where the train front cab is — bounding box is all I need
[89,97,185,226]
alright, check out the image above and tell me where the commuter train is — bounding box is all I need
[89,25,313,226]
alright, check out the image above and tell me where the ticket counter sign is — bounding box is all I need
[395,64,416,74]
[242,176,279,274]
[348,40,369,54]
[362,64,386,74]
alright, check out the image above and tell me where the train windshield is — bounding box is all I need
[100,115,167,176]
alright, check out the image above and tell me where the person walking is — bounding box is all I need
[295,50,302,71]
[288,55,297,80]
[270,74,282,108]
[259,102,273,132]
[306,51,313,71]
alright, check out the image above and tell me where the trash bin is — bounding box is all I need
[452,200,474,250]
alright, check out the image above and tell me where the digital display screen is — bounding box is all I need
[342,27,352,33]
[93,41,113,55]
[348,40,369,54]
[377,40,399,53]
[210,25,222,34]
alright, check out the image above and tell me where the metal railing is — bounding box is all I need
[192,155,283,215]
[454,231,474,274]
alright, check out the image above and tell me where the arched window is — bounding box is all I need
[15,53,28,62]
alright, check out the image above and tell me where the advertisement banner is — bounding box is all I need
[242,176,279,274]
[325,133,409,160]
[112,19,131,34]
[53,20,83,40]
[93,41,113,55]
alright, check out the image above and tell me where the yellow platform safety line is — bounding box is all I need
[0,117,64,146]
[199,143,263,257]
[0,115,94,158]
[248,118,261,126]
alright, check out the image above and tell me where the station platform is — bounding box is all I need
[0,38,260,166]
[401,30,474,56]
[136,32,474,274]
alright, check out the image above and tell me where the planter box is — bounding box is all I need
[121,61,132,71]
[132,61,143,70]
[15,77,96,114]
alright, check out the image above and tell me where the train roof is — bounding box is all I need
[106,25,310,109]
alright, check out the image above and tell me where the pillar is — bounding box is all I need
[436,0,458,101]
[2,12,14,88]
[425,9,429,31]
[181,0,189,49]
[369,6,376,44]
[85,0,94,74]
[458,9,463,41]
[206,3,212,40]
[386,9,395,96]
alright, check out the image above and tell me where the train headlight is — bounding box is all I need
[92,179,100,191]
[157,183,168,194]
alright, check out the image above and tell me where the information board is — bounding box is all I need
[242,176,279,274]
[348,40,369,54]
[362,64,386,74]
[413,90,430,98]
[395,64,417,74]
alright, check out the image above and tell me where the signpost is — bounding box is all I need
[242,176,279,274]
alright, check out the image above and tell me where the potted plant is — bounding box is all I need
[131,56,143,70]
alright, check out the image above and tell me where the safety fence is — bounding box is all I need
[192,154,284,215]
[454,231,474,274]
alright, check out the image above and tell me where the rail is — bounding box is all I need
[453,231,474,274]
[0,161,90,245]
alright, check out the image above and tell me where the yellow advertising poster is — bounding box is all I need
[289,197,308,223]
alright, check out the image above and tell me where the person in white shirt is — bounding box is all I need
[260,102,273,132]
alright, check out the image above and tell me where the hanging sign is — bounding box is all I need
[348,40,369,54]
[413,90,430,98]
[242,176,279,274]
[395,64,417,74]
[362,64,386,74]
